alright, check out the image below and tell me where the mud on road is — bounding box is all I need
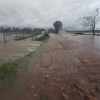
[0,33,100,100]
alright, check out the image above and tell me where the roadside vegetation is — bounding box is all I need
[0,59,21,89]
[26,52,33,57]
[35,34,50,41]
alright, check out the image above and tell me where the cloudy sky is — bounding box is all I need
[0,0,100,30]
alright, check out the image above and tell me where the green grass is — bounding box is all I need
[35,34,50,41]
[0,59,21,88]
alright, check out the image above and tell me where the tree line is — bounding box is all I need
[0,27,45,33]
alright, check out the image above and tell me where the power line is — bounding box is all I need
[0,0,84,20]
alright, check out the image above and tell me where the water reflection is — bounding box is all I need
[63,33,100,56]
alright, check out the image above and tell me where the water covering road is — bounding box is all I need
[0,33,100,100]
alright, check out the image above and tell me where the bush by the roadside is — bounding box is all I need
[0,59,21,88]
[35,34,50,41]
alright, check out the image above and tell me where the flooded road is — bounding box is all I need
[0,33,100,100]
[62,32,100,60]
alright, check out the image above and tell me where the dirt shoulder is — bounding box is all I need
[0,33,100,100]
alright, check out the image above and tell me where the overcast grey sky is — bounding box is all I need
[0,0,100,30]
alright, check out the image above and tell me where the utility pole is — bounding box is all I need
[97,28,99,35]
[6,26,7,42]
[23,29,24,37]
[2,26,6,43]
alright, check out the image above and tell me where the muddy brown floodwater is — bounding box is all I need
[0,33,100,100]
[0,36,42,60]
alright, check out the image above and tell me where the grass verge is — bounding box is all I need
[0,59,21,89]
[35,34,50,41]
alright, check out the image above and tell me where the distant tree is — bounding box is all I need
[6,27,11,32]
[53,21,62,33]
[34,28,41,32]
[80,8,100,36]
[41,28,45,31]
[16,28,20,31]
[48,28,52,33]
[12,27,16,32]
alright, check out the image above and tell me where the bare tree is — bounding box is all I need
[80,8,100,36]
